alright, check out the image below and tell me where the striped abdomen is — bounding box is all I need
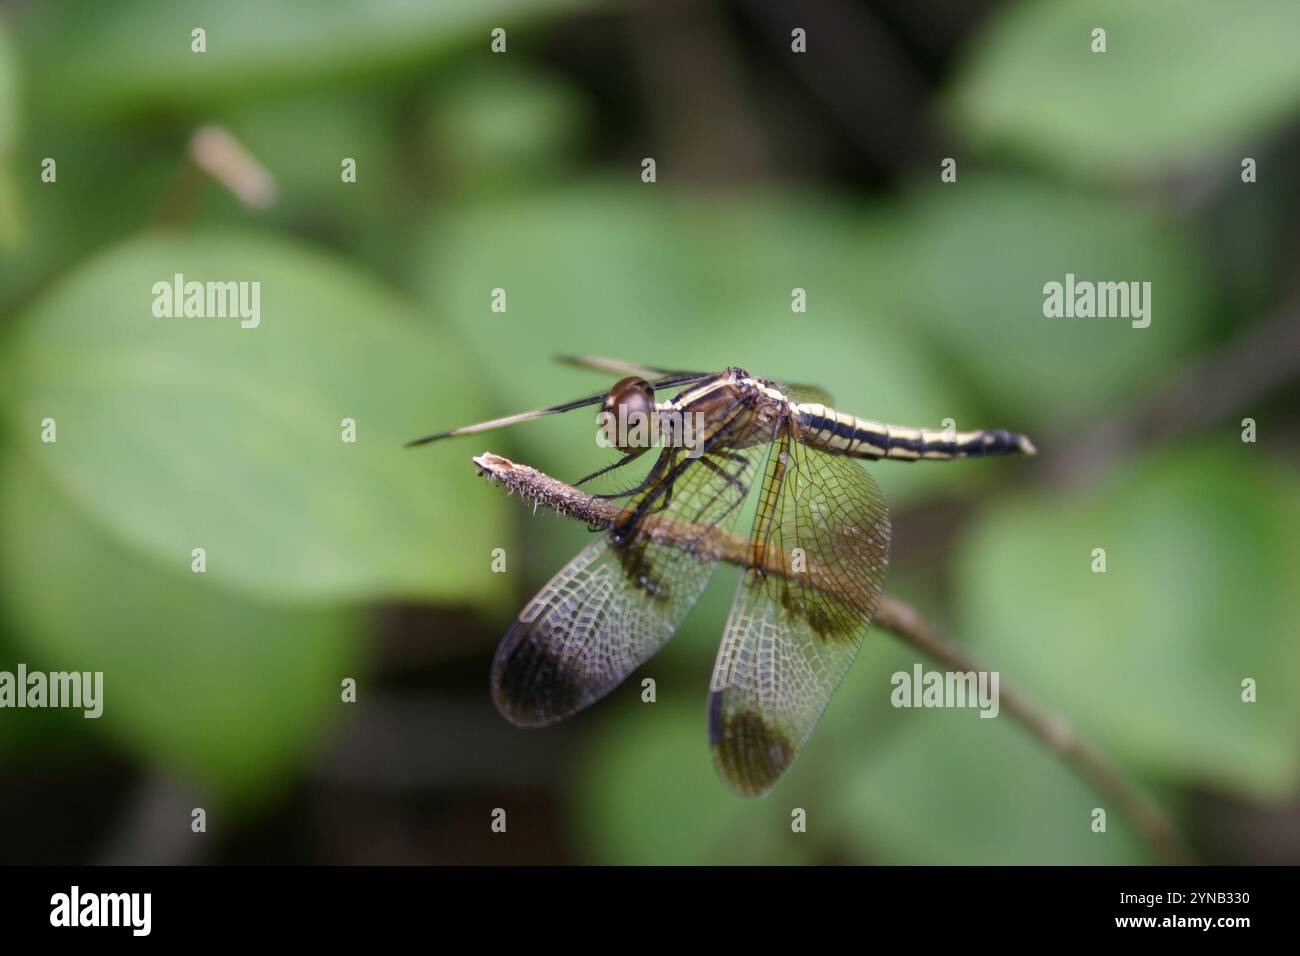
[794,403,1036,461]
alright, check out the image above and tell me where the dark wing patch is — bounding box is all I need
[492,437,768,727]
[708,422,891,796]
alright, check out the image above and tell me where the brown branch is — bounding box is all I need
[471,451,1197,865]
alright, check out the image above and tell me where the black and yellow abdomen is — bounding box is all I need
[794,403,1036,461]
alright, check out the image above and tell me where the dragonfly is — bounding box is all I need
[409,356,1036,797]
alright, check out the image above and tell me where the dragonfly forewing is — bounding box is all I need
[492,438,770,727]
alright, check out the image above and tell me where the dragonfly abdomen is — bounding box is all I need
[794,404,1036,461]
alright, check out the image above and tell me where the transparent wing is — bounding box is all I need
[708,423,891,795]
[492,438,768,727]
[781,383,835,407]
[554,355,710,386]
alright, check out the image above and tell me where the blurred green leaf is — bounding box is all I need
[957,444,1300,800]
[421,62,588,195]
[2,231,506,604]
[951,0,1300,180]
[25,0,591,118]
[574,697,819,865]
[218,92,398,221]
[891,173,1209,425]
[209,92,414,278]
[0,14,13,144]
[0,451,360,800]
[0,620,88,759]
[574,614,1150,863]
[0,14,19,249]
[1,130,179,309]
[834,708,1148,863]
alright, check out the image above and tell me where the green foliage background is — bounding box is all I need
[0,0,1296,864]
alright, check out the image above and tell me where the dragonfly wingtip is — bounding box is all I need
[404,431,451,448]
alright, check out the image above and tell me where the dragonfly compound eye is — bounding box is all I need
[601,377,656,450]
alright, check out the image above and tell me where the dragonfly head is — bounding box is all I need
[599,376,657,451]
[406,367,710,449]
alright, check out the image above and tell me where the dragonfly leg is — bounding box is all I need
[590,449,670,500]
[697,455,750,497]
[574,447,648,488]
[609,403,751,541]
[609,452,694,543]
